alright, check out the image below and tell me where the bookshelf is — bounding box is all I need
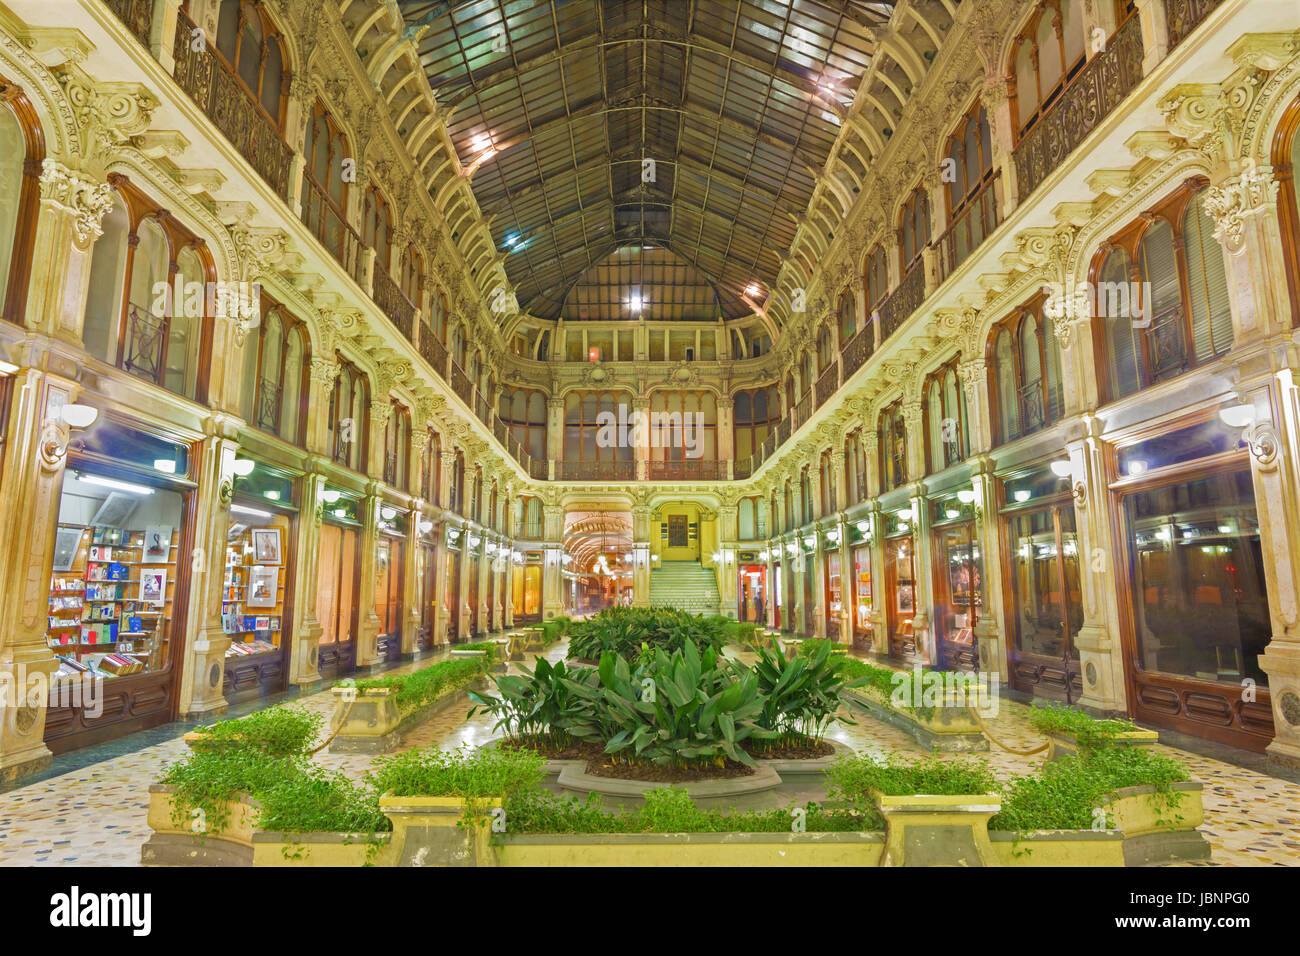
[223,524,285,659]
[46,524,175,681]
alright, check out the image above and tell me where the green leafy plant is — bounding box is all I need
[353,657,486,719]
[468,656,593,745]
[187,705,323,758]
[1025,702,1143,750]
[826,753,998,799]
[751,638,853,745]
[567,606,728,661]
[369,745,545,810]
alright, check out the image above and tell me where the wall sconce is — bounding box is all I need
[232,458,255,477]
[381,506,397,521]
[1050,459,1072,478]
[42,401,98,465]
[60,404,99,428]
[956,488,976,504]
[1218,401,1279,464]
[322,488,342,504]
[418,519,434,534]
[1218,403,1255,428]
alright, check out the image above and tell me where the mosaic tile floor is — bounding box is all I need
[0,641,1297,866]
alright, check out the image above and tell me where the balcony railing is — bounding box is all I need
[734,457,753,479]
[173,10,293,202]
[372,266,415,340]
[383,450,399,486]
[555,460,636,481]
[121,302,165,386]
[648,460,727,481]
[1168,0,1224,49]
[528,458,549,481]
[814,365,839,409]
[105,0,153,48]
[935,174,1001,285]
[792,394,812,431]
[1012,12,1144,202]
[255,378,281,433]
[450,363,474,407]
[300,175,362,282]
[879,256,926,342]
[776,418,791,446]
[841,326,875,380]
[419,327,448,379]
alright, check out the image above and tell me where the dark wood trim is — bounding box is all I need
[1273,93,1300,327]
[0,72,44,326]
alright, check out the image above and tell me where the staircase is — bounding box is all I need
[649,561,722,615]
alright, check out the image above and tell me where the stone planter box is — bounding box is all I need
[1108,781,1209,865]
[141,786,384,867]
[496,831,886,866]
[874,792,1003,866]
[843,686,988,752]
[1046,728,1159,760]
[328,677,485,754]
[378,794,501,867]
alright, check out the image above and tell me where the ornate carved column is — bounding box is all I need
[27,161,113,344]
[716,503,738,618]
[632,504,652,608]
[901,400,925,486]
[288,472,326,686]
[546,396,563,479]
[541,501,565,619]
[177,429,238,716]
[633,395,651,481]
[1064,415,1128,713]
[907,487,935,666]
[354,493,382,667]
[980,74,1018,218]
[0,371,77,779]
[969,456,1006,681]
[867,504,890,660]
[1135,0,1171,75]
[863,431,881,499]
[307,357,341,457]
[958,358,992,455]
[1204,168,1291,345]
[716,395,734,475]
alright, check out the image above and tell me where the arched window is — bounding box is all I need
[650,390,717,461]
[488,481,498,530]
[837,290,856,344]
[738,497,760,540]
[536,329,550,360]
[732,385,780,461]
[430,286,448,342]
[563,390,632,462]
[82,177,213,401]
[300,101,353,270]
[0,75,42,324]
[1010,0,1088,140]
[242,298,308,444]
[450,449,465,515]
[384,400,410,489]
[864,245,889,315]
[400,244,422,307]
[499,386,548,460]
[215,0,287,126]
[363,185,393,277]
[800,352,814,400]
[844,427,867,504]
[328,357,369,471]
[879,399,907,491]
[816,323,834,373]
[452,323,467,368]
[422,428,441,504]
[783,480,793,532]
[1095,180,1232,401]
[519,495,544,538]
[990,298,1064,444]
[819,449,837,514]
[943,102,999,269]
[925,357,969,472]
[470,466,483,523]
[800,466,814,525]
[1277,94,1300,321]
[900,187,930,270]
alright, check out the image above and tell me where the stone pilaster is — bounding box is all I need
[288,473,325,686]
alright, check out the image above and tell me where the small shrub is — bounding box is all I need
[189,705,322,758]
[353,658,486,718]
[369,745,545,800]
[1026,702,1142,750]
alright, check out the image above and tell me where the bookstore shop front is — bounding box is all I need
[45,419,194,752]
[223,462,298,704]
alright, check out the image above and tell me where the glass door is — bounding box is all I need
[885,534,917,661]
[932,521,983,671]
[1005,502,1082,701]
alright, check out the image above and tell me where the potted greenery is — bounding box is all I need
[329,657,490,753]
[1025,703,1159,759]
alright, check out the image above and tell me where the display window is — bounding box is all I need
[772,560,782,629]
[738,564,766,623]
[222,464,296,702]
[930,495,983,672]
[824,550,842,640]
[316,490,361,678]
[1117,465,1274,749]
[851,544,873,650]
[416,522,437,650]
[1002,466,1083,701]
[444,529,462,641]
[374,507,407,662]
[885,530,917,662]
[44,420,193,751]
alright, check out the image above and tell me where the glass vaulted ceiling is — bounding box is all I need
[400,0,890,321]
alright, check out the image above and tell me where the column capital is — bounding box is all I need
[38,159,114,248]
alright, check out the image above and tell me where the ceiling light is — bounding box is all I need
[231,504,272,518]
[60,404,98,428]
[75,473,153,496]
[1219,404,1256,428]
[745,283,761,297]
[628,293,644,312]
[1050,459,1072,478]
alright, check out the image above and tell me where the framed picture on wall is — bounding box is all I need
[139,568,167,606]
[247,565,278,607]
[897,584,915,614]
[251,528,282,565]
[143,525,172,562]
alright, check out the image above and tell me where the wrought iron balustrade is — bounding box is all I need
[255,378,282,433]
[173,10,293,202]
[555,460,636,481]
[1168,0,1224,49]
[105,0,153,49]
[372,265,415,340]
[878,256,926,343]
[648,460,727,481]
[1012,13,1145,203]
[450,363,474,407]
[814,365,839,409]
[419,328,448,379]
[841,326,875,379]
[122,303,165,386]
[300,175,362,282]
[935,174,1001,285]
